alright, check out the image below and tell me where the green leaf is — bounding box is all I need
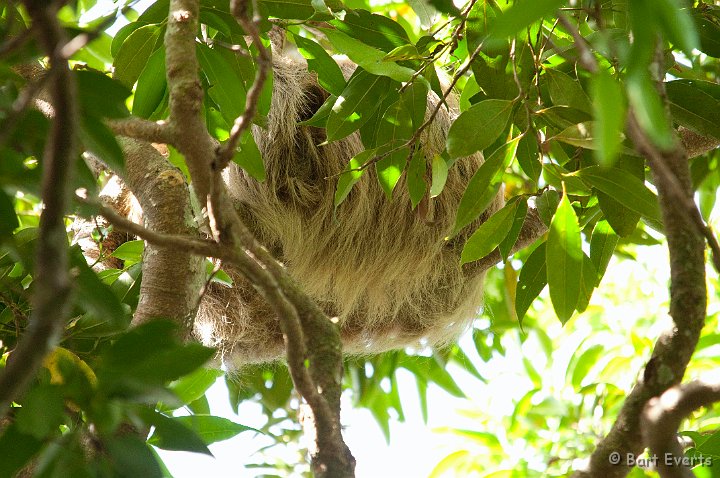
[144,411,213,455]
[407,150,427,209]
[695,14,720,58]
[499,197,528,261]
[0,190,19,239]
[401,356,465,398]
[569,344,604,389]
[334,150,371,207]
[374,97,414,198]
[453,137,520,234]
[168,368,223,407]
[489,0,564,40]
[323,29,415,82]
[106,436,163,478]
[232,131,265,181]
[293,33,346,96]
[430,154,449,198]
[576,253,598,313]
[16,385,65,439]
[111,239,144,264]
[172,415,258,445]
[546,193,582,324]
[515,242,547,324]
[589,220,618,281]
[80,118,125,174]
[461,201,519,264]
[666,80,720,141]
[75,70,131,119]
[197,43,247,125]
[70,247,128,331]
[591,72,627,166]
[655,0,698,56]
[517,132,542,184]
[575,166,662,231]
[332,10,410,52]
[597,190,640,237]
[259,0,315,19]
[0,425,43,478]
[326,70,393,142]
[446,99,513,158]
[113,24,162,87]
[544,69,593,114]
[133,47,167,119]
[626,71,674,150]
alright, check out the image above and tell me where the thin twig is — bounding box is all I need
[216,0,272,169]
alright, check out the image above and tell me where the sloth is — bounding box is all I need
[73,53,503,366]
[190,54,504,366]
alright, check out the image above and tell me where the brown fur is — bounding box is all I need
[195,56,503,366]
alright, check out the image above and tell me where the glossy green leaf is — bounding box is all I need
[545,69,593,114]
[71,247,128,331]
[75,70,131,119]
[575,166,662,230]
[591,72,627,166]
[597,190,640,237]
[335,149,372,207]
[260,0,315,19]
[461,201,519,265]
[326,70,393,142]
[80,118,125,174]
[489,0,564,41]
[113,24,162,87]
[232,131,265,182]
[332,10,410,52]
[695,14,720,58]
[576,253,598,313]
[666,80,720,141]
[446,99,513,158]
[515,242,547,323]
[569,344,604,390]
[168,368,223,407]
[536,189,559,227]
[111,239,144,264]
[106,436,163,478]
[546,193,582,324]
[655,0,698,56]
[197,43,246,125]
[293,33,346,96]
[133,47,166,119]
[499,197,528,261]
[172,415,258,445]
[430,154,449,198]
[590,220,618,280]
[517,132,542,184]
[145,411,213,455]
[453,137,519,234]
[323,29,414,82]
[626,72,674,150]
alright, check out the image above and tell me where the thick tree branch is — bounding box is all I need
[0,0,77,414]
[119,139,205,337]
[642,380,720,478]
[108,117,172,145]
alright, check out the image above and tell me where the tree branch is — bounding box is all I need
[642,380,720,478]
[0,0,77,415]
[108,117,172,145]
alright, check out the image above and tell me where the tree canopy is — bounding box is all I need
[1,0,720,477]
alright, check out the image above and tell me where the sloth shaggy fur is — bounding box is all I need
[193,56,503,365]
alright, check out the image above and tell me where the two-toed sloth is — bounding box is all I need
[192,55,503,366]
